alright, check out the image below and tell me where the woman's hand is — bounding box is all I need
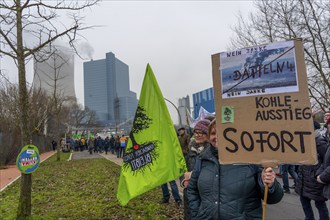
[180,172,192,188]
[262,167,276,188]
[317,175,325,184]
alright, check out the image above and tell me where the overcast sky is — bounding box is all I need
[2,0,256,124]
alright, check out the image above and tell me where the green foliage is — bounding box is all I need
[0,153,183,219]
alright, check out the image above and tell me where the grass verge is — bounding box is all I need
[0,152,183,219]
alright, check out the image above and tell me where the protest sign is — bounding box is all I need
[212,39,317,166]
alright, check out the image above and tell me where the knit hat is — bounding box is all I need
[193,119,210,135]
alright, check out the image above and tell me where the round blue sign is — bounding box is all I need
[16,145,40,174]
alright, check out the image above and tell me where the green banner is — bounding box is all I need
[117,64,187,206]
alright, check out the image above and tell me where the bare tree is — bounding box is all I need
[231,0,330,112]
[0,82,21,166]
[65,103,98,130]
[0,80,53,166]
[0,0,99,217]
[27,87,51,134]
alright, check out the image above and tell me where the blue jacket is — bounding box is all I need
[187,146,283,220]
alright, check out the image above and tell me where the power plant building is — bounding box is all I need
[83,52,138,127]
[178,95,191,126]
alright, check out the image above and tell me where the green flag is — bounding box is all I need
[117,64,187,206]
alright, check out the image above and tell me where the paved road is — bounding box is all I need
[266,177,329,219]
[264,168,329,219]
[77,151,330,220]
[71,150,103,160]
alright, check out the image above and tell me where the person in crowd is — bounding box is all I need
[187,119,283,219]
[110,135,116,154]
[80,137,86,151]
[87,137,94,155]
[66,137,72,151]
[324,111,330,124]
[118,135,127,158]
[320,112,330,139]
[181,119,211,220]
[295,121,329,220]
[317,115,330,202]
[93,137,98,153]
[62,137,70,153]
[71,138,75,152]
[185,119,211,176]
[115,135,120,155]
[324,115,330,136]
[280,164,298,194]
[96,136,103,153]
[160,180,182,206]
[60,138,66,151]
[104,136,110,154]
[178,126,191,214]
[75,139,79,151]
[51,140,57,151]
[178,127,190,159]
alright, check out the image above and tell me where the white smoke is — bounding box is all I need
[77,42,95,60]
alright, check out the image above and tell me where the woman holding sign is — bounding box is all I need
[187,119,283,219]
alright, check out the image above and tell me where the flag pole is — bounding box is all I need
[164,98,182,127]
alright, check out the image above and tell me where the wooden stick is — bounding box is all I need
[262,183,269,220]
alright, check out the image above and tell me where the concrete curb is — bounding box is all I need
[0,176,21,192]
[67,152,73,161]
[99,153,123,166]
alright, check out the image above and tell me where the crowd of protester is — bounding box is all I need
[53,134,128,158]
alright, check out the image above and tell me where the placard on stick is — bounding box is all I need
[212,39,317,166]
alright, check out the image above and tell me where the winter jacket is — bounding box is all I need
[187,146,283,220]
[319,135,330,199]
[87,139,94,149]
[295,132,328,201]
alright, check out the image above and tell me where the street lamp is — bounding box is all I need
[164,98,182,127]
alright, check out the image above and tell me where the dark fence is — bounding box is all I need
[0,132,53,166]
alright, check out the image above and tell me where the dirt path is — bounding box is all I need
[0,151,56,191]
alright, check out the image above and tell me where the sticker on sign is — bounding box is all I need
[26,149,35,154]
